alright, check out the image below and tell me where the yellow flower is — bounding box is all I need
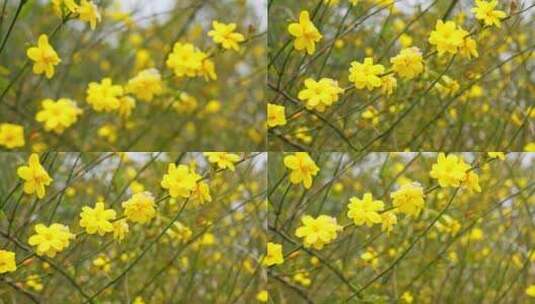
[488,152,505,160]
[295,215,342,250]
[79,201,117,236]
[161,164,201,198]
[117,96,136,118]
[133,296,146,304]
[26,275,44,291]
[86,78,124,112]
[173,92,198,114]
[208,21,245,51]
[190,181,212,206]
[401,291,414,303]
[26,34,61,79]
[381,211,397,234]
[166,42,217,80]
[77,0,101,30]
[347,193,384,227]
[283,152,320,189]
[17,154,53,199]
[263,242,284,266]
[52,0,78,14]
[125,68,164,102]
[122,192,157,224]
[472,0,506,28]
[35,98,82,134]
[256,290,268,302]
[348,57,385,90]
[435,215,461,235]
[428,20,465,55]
[112,219,129,241]
[381,74,397,96]
[435,75,460,97]
[298,78,344,112]
[288,11,322,55]
[430,153,470,188]
[0,250,17,273]
[390,182,425,217]
[98,124,117,143]
[459,36,479,59]
[526,285,535,297]
[0,123,25,149]
[267,103,287,128]
[464,171,481,192]
[28,223,74,257]
[166,221,192,242]
[390,47,424,79]
[204,152,241,171]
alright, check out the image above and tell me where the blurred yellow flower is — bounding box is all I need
[17,154,53,199]
[78,0,101,30]
[284,152,319,189]
[0,250,16,273]
[28,223,74,257]
[347,193,384,227]
[26,34,61,79]
[267,103,287,128]
[288,11,322,55]
[430,153,470,188]
[86,78,124,112]
[35,98,82,134]
[204,152,241,171]
[79,201,117,236]
[348,57,385,90]
[208,21,245,51]
[264,242,284,266]
[161,164,201,198]
[0,123,25,149]
[472,0,506,28]
[295,215,342,249]
[122,192,157,224]
[125,68,164,102]
[298,78,344,112]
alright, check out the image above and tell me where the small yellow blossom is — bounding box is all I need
[17,154,53,199]
[288,11,322,55]
[0,123,25,149]
[295,215,343,250]
[430,153,470,188]
[526,285,535,297]
[348,57,385,90]
[428,20,465,55]
[298,78,344,112]
[0,250,17,273]
[79,201,117,236]
[78,0,101,30]
[161,164,201,198]
[28,223,74,257]
[35,98,82,134]
[283,152,320,189]
[488,152,505,160]
[122,192,157,224]
[347,193,384,227]
[204,152,241,171]
[26,34,61,79]
[391,182,425,217]
[390,47,424,79]
[112,219,129,241]
[256,290,268,302]
[472,0,506,28]
[166,42,216,80]
[125,68,164,102]
[267,103,287,128]
[208,21,245,51]
[86,78,124,112]
[381,211,397,233]
[264,242,284,266]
